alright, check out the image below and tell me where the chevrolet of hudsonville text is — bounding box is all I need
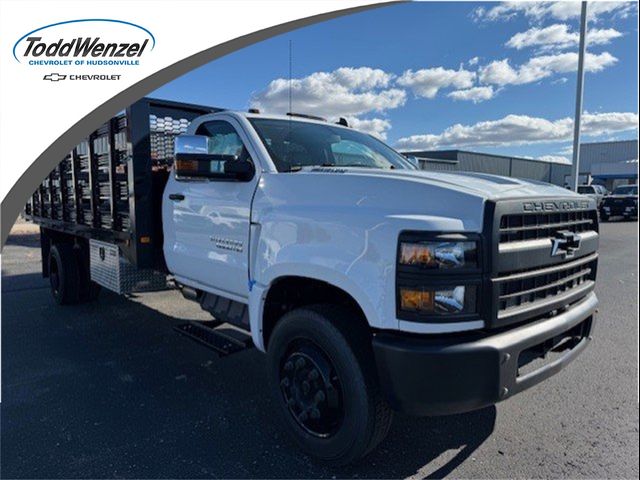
[25,98,599,465]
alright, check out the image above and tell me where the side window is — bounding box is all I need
[194,120,250,173]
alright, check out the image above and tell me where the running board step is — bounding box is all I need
[174,322,253,357]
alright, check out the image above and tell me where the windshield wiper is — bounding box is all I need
[283,163,386,172]
[319,163,382,169]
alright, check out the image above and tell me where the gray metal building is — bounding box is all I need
[576,140,638,189]
[403,139,638,189]
[402,150,572,186]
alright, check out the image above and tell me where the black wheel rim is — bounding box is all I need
[279,340,344,438]
[50,259,60,295]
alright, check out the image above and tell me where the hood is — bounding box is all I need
[255,167,589,234]
[298,166,576,201]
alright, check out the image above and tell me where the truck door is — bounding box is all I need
[163,119,259,300]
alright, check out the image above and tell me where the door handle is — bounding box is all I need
[169,193,185,201]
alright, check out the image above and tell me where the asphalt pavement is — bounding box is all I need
[1,219,638,479]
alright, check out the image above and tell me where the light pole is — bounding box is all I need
[570,1,588,191]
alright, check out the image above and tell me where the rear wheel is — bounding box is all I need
[48,243,81,305]
[267,305,393,466]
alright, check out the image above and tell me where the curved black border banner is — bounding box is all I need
[1,1,401,247]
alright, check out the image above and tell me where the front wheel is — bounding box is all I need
[267,305,393,466]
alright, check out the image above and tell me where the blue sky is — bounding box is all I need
[153,1,639,162]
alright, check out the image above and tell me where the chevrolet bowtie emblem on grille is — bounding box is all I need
[551,230,581,258]
[43,73,67,81]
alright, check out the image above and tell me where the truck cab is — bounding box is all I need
[577,184,606,207]
[162,111,598,463]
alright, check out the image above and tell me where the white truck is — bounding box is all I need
[25,97,599,465]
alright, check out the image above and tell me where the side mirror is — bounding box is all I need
[175,134,209,157]
[224,158,255,181]
[405,155,420,169]
[174,135,254,181]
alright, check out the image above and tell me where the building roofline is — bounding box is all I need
[579,139,638,147]
[400,149,571,166]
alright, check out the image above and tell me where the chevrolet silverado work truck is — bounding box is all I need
[25,98,599,465]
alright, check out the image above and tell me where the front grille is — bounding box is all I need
[489,199,599,328]
[497,254,597,312]
[499,210,597,243]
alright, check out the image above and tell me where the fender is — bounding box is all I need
[248,265,380,352]
[247,172,487,351]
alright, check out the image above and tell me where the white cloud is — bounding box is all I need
[468,56,480,66]
[395,111,639,150]
[447,86,495,103]
[251,67,405,118]
[507,24,572,49]
[397,67,475,99]
[473,1,636,23]
[478,51,617,86]
[558,144,574,155]
[478,59,520,86]
[538,155,571,164]
[331,67,392,90]
[345,117,391,140]
[506,24,622,51]
[582,111,640,136]
[588,27,625,45]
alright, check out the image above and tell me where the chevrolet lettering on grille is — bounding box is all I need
[523,200,590,212]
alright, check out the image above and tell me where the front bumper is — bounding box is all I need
[373,292,597,416]
[601,204,637,217]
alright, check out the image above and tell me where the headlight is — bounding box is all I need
[399,241,477,269]
[399,285,477,315]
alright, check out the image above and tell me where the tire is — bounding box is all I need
[48,243,81,305]
[267,304,393,466]
[600,214,609,222]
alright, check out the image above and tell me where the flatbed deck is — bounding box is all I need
[24,97,221,269]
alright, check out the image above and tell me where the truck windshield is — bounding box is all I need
[248,118,411,172]
[613,185,638,195]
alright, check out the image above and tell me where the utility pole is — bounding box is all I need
[570,1,588,191]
